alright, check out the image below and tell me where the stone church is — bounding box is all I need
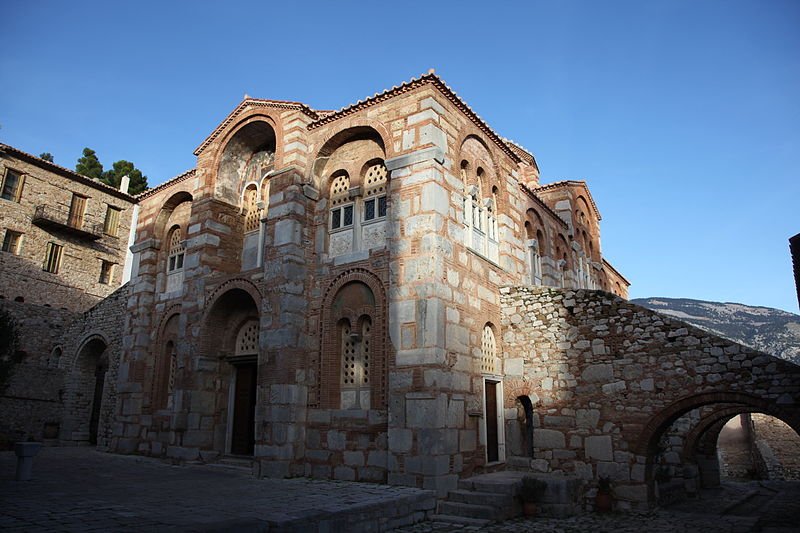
[3,72,799,511]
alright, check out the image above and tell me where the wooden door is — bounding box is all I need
[231,363,257,455]
[485,380,499,463]
[69,195,86,229]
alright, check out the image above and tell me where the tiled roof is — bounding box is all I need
[534,180,602,221]
[194,99,319,156]
[137,168,196,200]
[0,143,137,202]
[306,72,523,164]
[503,139,538,169]
[602,258,631,286]
[519,183,569,229]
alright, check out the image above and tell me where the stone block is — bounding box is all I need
[585,435,613,461]
[534,428,565,449]
[581,364,614,383]
[576,409,600,429]
[406,394,447,428]
[389,428,413,453]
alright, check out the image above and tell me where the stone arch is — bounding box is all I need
[152,311,181,411]
[213,116,278,205]
[204,278,263,323]
[312,126,388,191]
[200,283,261,455]
[316,268,387,410]
[636,391,800,503]
[153,191,193,241]
[64,335,110,446]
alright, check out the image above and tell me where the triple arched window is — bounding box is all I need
[327,161,389,257]
[461,163,499,262]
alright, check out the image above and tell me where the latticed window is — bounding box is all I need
[481,325,498,374]
[340,317,371,408]
[363,162,388,222]
[165,341,177,409]
[235,320,259,355]
[330,173,353,230]
[167,227,185,272]
[243,186,260,233]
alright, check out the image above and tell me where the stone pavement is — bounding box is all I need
[0,447,435,532]
[3,447,800,532]
[393,479,800,533]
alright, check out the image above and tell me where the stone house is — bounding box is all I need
[0,145,135,446]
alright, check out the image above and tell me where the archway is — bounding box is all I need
[75,337,109,446]
[637,392,800,504]
[203,285,260,456]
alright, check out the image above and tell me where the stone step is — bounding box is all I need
[446,489,511,508]
[438,501,497,520]
[427,514,493,527]
[458,476,523,495]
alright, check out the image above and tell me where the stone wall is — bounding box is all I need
[500,285,800,509]
[0,299,76,445]
[753,412,800,480]
[59,284,129,448]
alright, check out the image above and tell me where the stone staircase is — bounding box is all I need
[431,471,526,526]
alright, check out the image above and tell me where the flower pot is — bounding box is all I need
[595,491,613,513]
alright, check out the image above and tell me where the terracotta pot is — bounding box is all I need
[595,491,613,513]
[523,501,538,517]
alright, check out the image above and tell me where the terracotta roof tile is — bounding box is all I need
[534,180,602,221]
[136,168,196,200]
[307,72,524,165]
[194,99,319,156]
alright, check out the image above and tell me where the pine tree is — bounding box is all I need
[102,160,148,195]
[75,148,103,179]
[39,152,54,162]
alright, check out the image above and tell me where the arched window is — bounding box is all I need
[329,172,352,230]
[340,316,372,409]
[235,320,260,356]
[164,341,177,409]
[167,226,184,273]
[242,186,260,233]
[481,325,498,375]
[362,161,388,222]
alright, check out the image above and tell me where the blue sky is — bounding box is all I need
[2,1,798,312]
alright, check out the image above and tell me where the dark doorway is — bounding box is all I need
[88,355,108,445]
[231,363,257,455]
[486,380,499,463]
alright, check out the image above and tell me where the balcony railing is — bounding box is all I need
[32,205,104,240]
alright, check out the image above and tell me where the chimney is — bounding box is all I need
[120,175,130,194]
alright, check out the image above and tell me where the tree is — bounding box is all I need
[75,148,103,179]
[102,160,148,195]
[39,152,54,163]
[0,309,21,393]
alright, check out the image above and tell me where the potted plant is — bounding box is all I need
[595,475,613,513]
[519,476,547,517]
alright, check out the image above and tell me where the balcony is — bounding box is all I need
[32,205,104,240]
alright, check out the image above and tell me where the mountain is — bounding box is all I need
[630,297,800,365]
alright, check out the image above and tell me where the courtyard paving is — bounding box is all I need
[1,446,799,532]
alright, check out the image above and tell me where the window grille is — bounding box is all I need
[481,326,497,374]
[167,227,185,272]
[235,320,259,355]
[243,186,260,233]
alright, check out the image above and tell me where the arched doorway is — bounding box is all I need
[203,285,260,456]
[74,337,109,446]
